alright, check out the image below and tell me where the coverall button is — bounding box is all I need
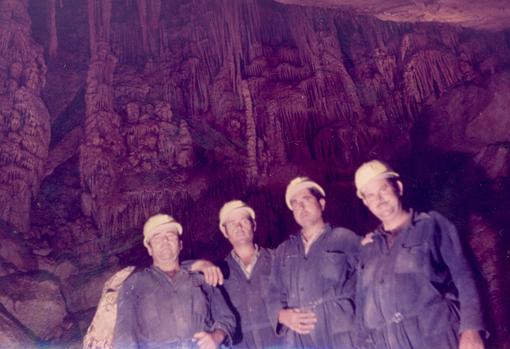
[391,312,404,323]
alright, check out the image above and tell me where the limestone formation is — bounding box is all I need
[0,0,508,347]
[0,273,67,341]
[0,311,37,349]
[0,0,51,232]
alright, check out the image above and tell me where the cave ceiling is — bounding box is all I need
[276,0,510,31]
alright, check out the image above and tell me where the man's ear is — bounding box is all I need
[252,220,257,233]
[147,244,153,257]
[397,180,404,196]
[221,227,229,239]
[319,198,326,211]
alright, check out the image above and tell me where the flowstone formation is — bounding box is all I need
[0,0,50,233]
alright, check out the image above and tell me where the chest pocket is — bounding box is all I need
[321,250,346,281]
[395,240,429,275]
[138,291,161,326]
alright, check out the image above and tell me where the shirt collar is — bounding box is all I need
[231,244,260,279]
[301,223,330,255]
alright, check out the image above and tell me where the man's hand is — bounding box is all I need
[459,329,484,349]
[278,308,317,334]
[190,260,224,286]
[192,329,226,349]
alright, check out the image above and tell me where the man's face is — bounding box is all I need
[148,226,181,264]
[289,188,325,229]
[360,177,404,224]
[223,210,255,248]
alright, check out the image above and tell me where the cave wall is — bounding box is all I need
[0,0,508,347]
[0,0,50,233]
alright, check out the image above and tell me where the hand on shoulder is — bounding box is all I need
[361,232,375,246]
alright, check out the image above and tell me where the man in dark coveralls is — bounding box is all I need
[267,177,361,348]
[112,214,235,349]
[354,160,487,349]
[218,200,282,348]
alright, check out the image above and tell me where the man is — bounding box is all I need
[218,200,282,348]
[267,177,360,348]
[354,160,486,349]
[112,214,235,349]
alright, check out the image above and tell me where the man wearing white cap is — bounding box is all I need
[218,200,282,348]
[112,214,235,349]
[267,177,361,348]
[354,160,486,349]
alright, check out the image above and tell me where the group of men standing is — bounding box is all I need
[111,160,487,349]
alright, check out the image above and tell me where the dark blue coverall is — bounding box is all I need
[220,247,282,348]
[112,266,236,349]
[267,224,361,349]
[357,211,486,349]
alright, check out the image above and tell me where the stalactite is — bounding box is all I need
[243,59,265,77]
[136,0,148,54]
[277,107,310,161]
[176,120,195,169]
[82,32,127,238]
[241,80,257,181]
[265,100,287,166]
[404,50,462,105]
[276,47,302,66]
[89,189,192,237]
[87,0,96,56]
[283,7,364,124]
[276,63,309,82]
[273,115,287,164]
[48,0,58,57]
[88,0,112,58]
[206,0,258,97]
[158,23,168,56]
[287,6,320,72]
[147,0,161,56]
[102,0,112,44]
